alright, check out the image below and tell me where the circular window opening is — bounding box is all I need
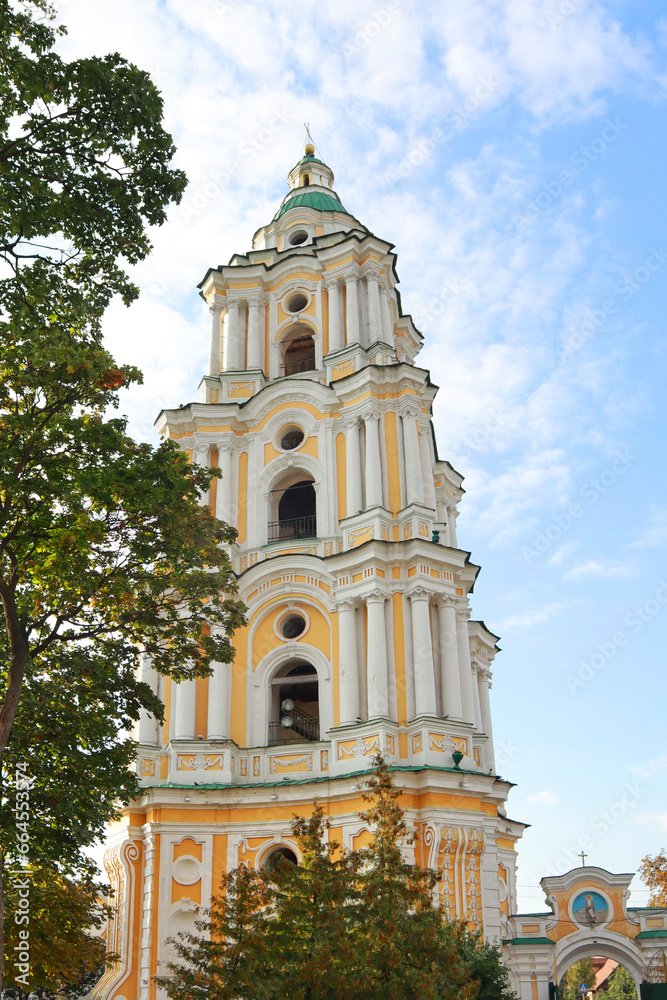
[286,292,308,314]
[280,613,306,639]
[289,230,308,246]
[280,426,304,451]
[264,846,298,870]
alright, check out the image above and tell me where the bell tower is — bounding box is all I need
[95,143,526,999]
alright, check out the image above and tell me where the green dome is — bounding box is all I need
[273,189,350,221]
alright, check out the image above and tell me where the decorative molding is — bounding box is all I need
[337,735,380,759]
[176,753,225,771]
[269,753,313,773]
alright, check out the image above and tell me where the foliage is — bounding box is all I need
[0,0,244,987]
[605,964,638,999]
[3,864,111,993]
[158,757,517,1000]
[559,958,596,1000]
[639,850,667,907]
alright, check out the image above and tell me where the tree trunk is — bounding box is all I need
[0,586,31,993]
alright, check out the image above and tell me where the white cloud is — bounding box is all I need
[635,813,667,832]
[628,509,667,550]
[499,601,566,630]
[563,560,636,580]
[628,755,667,781]
[526,788,557,805]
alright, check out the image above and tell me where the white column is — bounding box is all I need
[456,606,476,725]
[338,601,360,724]
[364,413,383,509]
[174,675,196,740]
[193,442,210,507]
[366,268,383,345]
[247,295,262,369]
[366,591,388,718]
[446,505,459,548]
[345,418,363,516]
[471,662,483,731]
[137,653,159,745]
[403,412,425,506]
[208,302,222,375]
[477,667,496,771]
[326,279,343,353]
[215,441,233,526]
[226,300,240,370]
[409,589,437,717]
[419,426,437,510]
[437,598,463,721]
[380,284,394,345]
[345,273,360,345]
[207,653,232,740]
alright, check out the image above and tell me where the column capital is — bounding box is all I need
[436,595,458,610]
[209,301,224,315]
[363,264,383,283]
[325,277,341,291]
[247,293,263,309]
[456,604,471,622]
[345,269,360,285]
[337,599,357,613]
[343,414,361,431]
[366,589,387,605]
[227,297,240,312]
[409,586,432,604]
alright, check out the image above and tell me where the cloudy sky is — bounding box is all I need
[53,0,667,911]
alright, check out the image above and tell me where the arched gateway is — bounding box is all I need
[503,866,667,998]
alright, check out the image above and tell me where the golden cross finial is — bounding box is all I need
[304,122,314,145]
[579,851,588,867]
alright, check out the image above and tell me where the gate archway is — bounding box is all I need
[502,866,667,999]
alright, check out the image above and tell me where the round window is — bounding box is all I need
[264,846,298,870]
[286,292,308,314]
[288,230,308,246]
[280,426,304,451]
[280,613,306,639]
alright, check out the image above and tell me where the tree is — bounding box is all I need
[605,964,638,999]
[559,958,596,1000]
[159,758,517,1000]
[0,0,245,986]
[3,864,111,994]
[639,850,667,907]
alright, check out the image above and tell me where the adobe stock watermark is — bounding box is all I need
[513,117,628,229]
[566,579,667,694]
[379,74,501,187]
[458,407,508,460]
[178,109,293,221]
[521,448,635,566]
[343,2,401,56]
[12,761,33,988]
[544,0,587,29]
[542,779,647,876]
[563,246,667,352]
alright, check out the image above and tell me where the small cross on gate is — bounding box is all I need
[579,851,588,867]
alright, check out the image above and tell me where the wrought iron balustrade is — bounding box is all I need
[269,707,320,745]
[268,516,316,543]
[280,357,316,376]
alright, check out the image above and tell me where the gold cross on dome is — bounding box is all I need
[579,851,588,866]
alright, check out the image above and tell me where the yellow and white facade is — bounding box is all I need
[95,145,526,999]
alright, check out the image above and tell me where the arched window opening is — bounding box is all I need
[268,479,316,543]
[281,334,315,376]
[303,174,310,186]
[269,662,320,745]
[263,846,298,870]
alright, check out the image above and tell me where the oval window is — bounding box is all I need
[280,614,306,639]
[286,292,308,314]
[289,230,308,246]
[280,426,304,451]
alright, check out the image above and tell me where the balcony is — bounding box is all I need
[280,357,316,376]
[267,515,316,544]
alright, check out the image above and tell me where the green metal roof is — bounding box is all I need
[299,153,323,165]
[273,190,349,221]
[636,929,667,938]
[505,937,554,946]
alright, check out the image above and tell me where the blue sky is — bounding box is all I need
[54,0,667,913]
